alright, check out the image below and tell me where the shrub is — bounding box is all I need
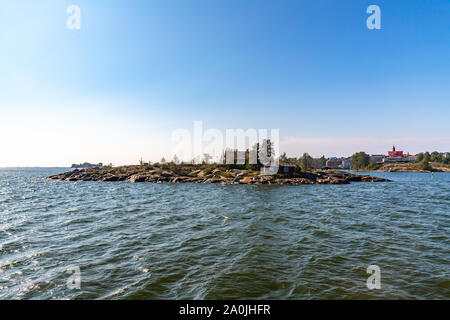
[421,160,433,171]
[366,162,381,170]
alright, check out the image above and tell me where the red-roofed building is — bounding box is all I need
[384,146,416,163]
[388,146,404,157]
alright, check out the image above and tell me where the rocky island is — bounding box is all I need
[48,164,390,185]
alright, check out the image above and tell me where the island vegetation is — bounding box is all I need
[349,151,450,172]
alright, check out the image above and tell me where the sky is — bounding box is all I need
[0,0,449,166]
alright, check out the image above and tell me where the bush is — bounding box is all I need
[421,160,433,171]
[366,162,381,171]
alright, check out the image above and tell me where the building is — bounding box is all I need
[326,158,350,169]
[370,154,385,164]
[342,159,351,169]
[383,146,416,163]
[388,146,404,157]
[278,163,297,174]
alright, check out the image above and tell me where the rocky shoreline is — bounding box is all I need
[373,162,450,172]
[48,165,390,185]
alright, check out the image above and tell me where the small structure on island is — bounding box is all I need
[278,163,297,174]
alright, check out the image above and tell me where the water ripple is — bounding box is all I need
[0,168,449,299]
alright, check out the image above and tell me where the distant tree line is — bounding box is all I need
[71,162,103,168]
[415,151,449,171]
[348,151,449,171]
[415,152,450,164]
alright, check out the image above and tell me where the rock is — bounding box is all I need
[239,177,254,184]
[294,178,315,184]
[171,176,192,183]
[103,175,119,182]
[189,170,201,177]
[156,176,170,182]
[329,178,349,184]
[127,173,154,183]
[316,178,330,184]
[347,175,363,182]
[203,178,222,184]
[236,170,248,178]
[161,171,173,178]
[197,170,208,178]
[360,176,388,182]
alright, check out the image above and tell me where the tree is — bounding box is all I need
[421,159,432,171]
[279,152,288,162]
[430,151,441,163]
[350,152,370,170]
[160,157,166,164]
[312,156,327,169]
[300,153,312,172]
[415,153,424,162]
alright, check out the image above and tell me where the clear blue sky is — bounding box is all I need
[1,0,449,166]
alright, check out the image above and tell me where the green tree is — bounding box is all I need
[430,151,441,163]
[300,153,312,172]
[423,152,431,162]
[421,159,432,171]
[415,153,424,162]
[350,152,370,170]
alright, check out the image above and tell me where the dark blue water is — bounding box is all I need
[0,168,448,299]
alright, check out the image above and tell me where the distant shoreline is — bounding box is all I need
[360,162,450,173]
